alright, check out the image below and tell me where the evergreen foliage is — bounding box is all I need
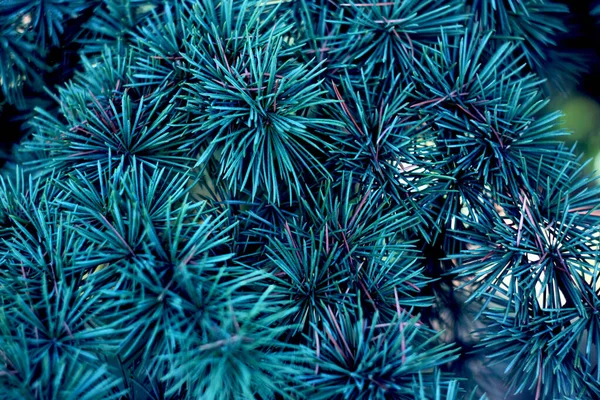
[1,0,600,399]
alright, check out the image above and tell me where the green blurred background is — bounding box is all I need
[551,1,600,179]
[549,94,600,175]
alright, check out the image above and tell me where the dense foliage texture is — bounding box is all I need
[1,1,600,399]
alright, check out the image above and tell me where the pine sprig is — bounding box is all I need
[303,305,460,399]
[315,0,466,75]
[467,0,588,92]
[2,0,600,399]
[184,31,341,203]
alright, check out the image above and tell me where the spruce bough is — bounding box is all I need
[1,1,599,399]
